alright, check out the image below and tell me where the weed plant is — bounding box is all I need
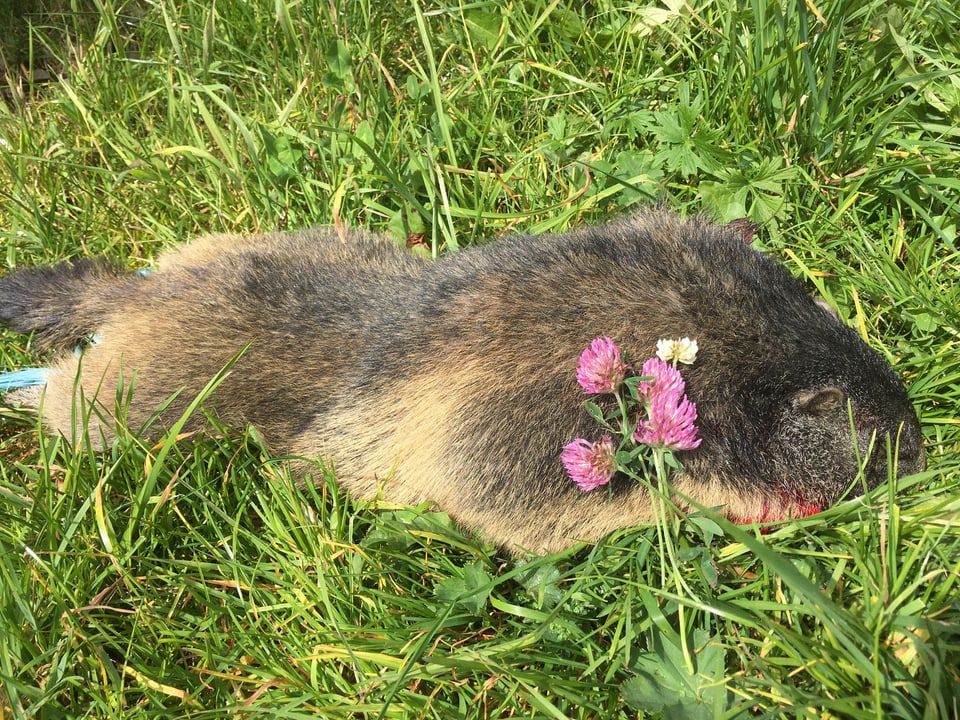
[1,0,958,717]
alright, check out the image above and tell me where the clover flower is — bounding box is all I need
[634,356,701,451]
[575,336,629,395]
[561,436,617,491]
[637,357,685,401]
[634,390,702,451]
[656,337,698,365]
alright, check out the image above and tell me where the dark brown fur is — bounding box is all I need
[0,211,925,552]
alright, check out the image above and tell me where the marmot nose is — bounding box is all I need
[897,419,926,475]
[861,415,924,489]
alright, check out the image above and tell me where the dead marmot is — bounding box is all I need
[0,210,925,553]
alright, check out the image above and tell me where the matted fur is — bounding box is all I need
[0,211,924,552]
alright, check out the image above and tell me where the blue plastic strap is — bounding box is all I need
[0,368,51,391]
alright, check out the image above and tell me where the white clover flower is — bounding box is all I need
[656,337,699,365]
[674,337,698,364]
[655,338,673,362]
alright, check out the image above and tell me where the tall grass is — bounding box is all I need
[1,0,958,717]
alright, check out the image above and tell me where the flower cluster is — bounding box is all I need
[562,337,702,492]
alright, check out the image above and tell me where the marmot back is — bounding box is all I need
[0,211,925,553]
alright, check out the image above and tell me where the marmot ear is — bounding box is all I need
[796,387,847,416]
[724,217,760,244]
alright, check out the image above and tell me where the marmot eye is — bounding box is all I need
[796,387,846,416]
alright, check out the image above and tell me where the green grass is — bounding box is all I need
[1,0,959,717]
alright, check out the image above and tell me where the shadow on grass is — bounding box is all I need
[0,0,144,107]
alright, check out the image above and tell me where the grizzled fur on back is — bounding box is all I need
[0,211,924,553]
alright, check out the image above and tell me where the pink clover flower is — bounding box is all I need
[576,337,628,395]
[561,436,617,491]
